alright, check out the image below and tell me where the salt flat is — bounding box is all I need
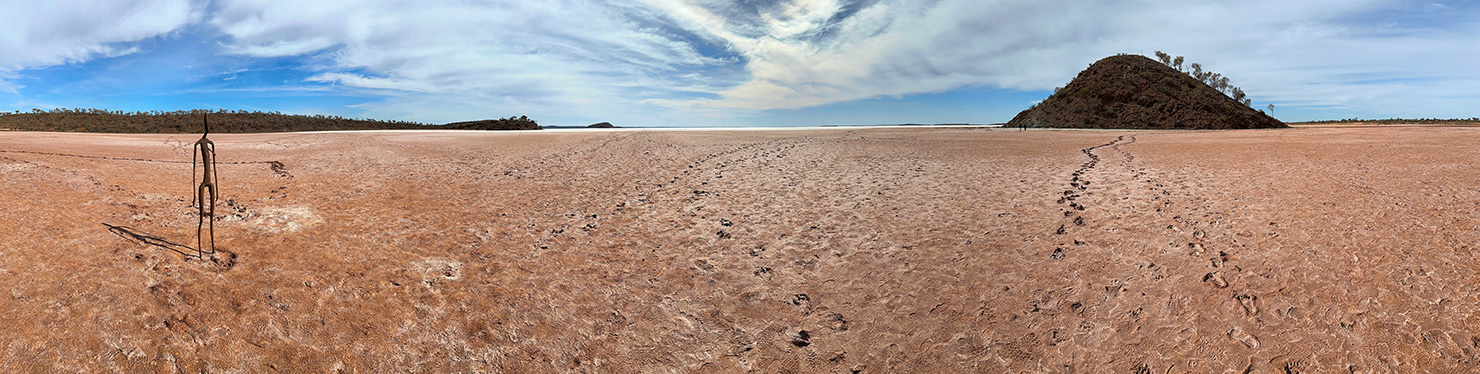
[1,126,1477,372]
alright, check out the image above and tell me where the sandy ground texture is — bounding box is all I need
[1,126,1478,373]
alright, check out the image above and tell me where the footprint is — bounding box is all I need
[1228,327,1260,349]
[753,266,773,278]
[693,259,715,271]
[1203,272,1228,288]
[791,330,812,347]
[1130,363,1152,374]
[1235,293,1259,316]
[1188,243,1205,256]
[1283,360,1307,374]
[792,294,810,306]
[826,313,849,331]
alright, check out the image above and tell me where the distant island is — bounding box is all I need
[0,108,540,133]
[543,122,622,129]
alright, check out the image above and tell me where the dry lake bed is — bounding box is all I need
[2,126,1478,372]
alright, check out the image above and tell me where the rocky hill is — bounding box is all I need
[1008,54,1285,129]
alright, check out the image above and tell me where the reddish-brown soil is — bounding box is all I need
[1,127,1477,372]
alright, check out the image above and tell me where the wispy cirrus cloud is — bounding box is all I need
[208,0,744,123]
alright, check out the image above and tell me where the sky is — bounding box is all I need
[0,0,1477,127]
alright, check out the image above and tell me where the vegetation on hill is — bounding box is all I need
[442,116,542,130]
[588,122,617,128]
[0,108,541,133]
[1008,54,1284,130]
[1152,51,1252,106]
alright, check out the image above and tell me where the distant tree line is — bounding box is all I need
[1154,51,1252,107]
[1291,117,1480,125]
[0,108,541,133]
[442,116,541,130]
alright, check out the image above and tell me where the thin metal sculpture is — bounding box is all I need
[192,114,219,258]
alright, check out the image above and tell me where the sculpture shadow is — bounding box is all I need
[103,222,197,259]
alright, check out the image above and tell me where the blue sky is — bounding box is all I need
[1,0,1477,126]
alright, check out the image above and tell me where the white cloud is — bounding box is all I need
[0,71,19,95]
[0,0,200,79]
[210,0,738,124]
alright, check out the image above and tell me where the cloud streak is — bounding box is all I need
[209,0,743,123]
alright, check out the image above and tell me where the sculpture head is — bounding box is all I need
[203,114,210,135]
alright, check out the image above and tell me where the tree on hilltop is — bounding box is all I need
[1152,52,1260,108]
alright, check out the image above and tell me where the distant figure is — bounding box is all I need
[193,114,219,258]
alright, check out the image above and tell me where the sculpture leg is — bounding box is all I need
[206,184,216,255]
[197,184,213,258]
[196,197,204,258]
